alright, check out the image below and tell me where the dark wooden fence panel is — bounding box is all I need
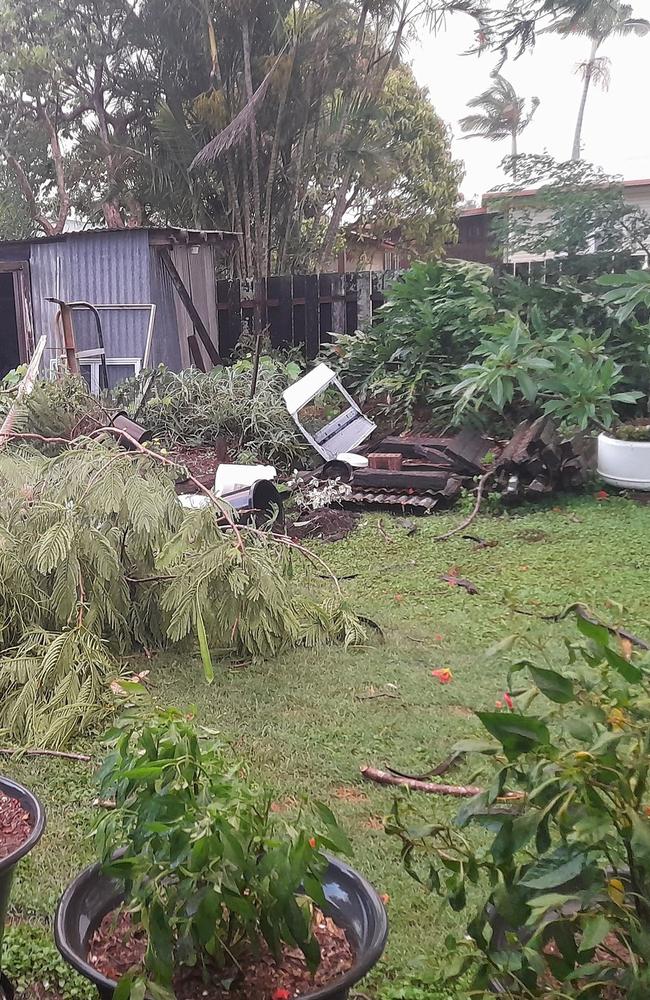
[211,270,398,360]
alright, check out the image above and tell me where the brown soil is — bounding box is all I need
[88,906,354,1000]
[170,442,227,493]
[332,786,369,804]
[287,508,360,543]
[0,790,33,860]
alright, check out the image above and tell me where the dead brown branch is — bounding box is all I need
[433,470,494,543]
[360,765,482,797]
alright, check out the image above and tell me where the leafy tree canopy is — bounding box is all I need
[489,154,650,258]
[0,0,464,275]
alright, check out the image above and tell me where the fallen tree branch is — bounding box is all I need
[433,470,494,543]
[514,603,650,651]
[361,765,482,797]
[386,750,465,782]
[2,430,345,598]
[0,746,92,762]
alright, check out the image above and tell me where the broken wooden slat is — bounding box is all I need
[352,468,452,490]
[187,335,207,372]
[159,248,221,367]
[304,273,320,359]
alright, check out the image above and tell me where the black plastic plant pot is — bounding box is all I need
[55,854,388,1000]
[0,777,46,998]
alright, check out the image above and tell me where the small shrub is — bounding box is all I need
[443,314,643,432]
[95,709,351,995]
[0,371,103,443]
[330,260,495,424]
[388,613,650,998]
[113,360,308,470]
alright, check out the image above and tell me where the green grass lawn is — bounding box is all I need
[4,494,650,998]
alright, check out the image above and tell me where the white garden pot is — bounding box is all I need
[597,433,650,490]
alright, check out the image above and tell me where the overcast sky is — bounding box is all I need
[409,9,650,202]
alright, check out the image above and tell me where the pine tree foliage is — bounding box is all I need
[0,442,368,748]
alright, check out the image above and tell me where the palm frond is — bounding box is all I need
[191,53,283,170]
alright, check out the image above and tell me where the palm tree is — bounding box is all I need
[459,73,540,172]
[551,0,649,160]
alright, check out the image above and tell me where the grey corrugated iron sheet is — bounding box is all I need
[30,229,155,372]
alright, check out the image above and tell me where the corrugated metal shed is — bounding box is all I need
[0,227,237,379]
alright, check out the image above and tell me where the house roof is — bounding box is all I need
[0,226,239,248]
[457,206,492,218]
[482,177,650,205]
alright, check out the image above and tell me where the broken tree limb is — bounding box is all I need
[386,750,465,782]
[433,470,494,543]
[361,765,482,797]
[514,603,650,650]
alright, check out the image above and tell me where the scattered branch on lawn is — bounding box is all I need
[355,691,399,701]
[377,518,393,544]
[440,573,479,595]
[433,470,494,542]
[386,750,466,781]
[361,765,483,797]
[514,602,650,650]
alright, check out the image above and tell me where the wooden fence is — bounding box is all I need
[211,270,399,361]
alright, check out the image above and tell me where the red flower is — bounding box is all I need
[504,692,514,711]
[595,490,609,501]
[495,699,503,709]
[431,668,453,684]
[309,836,317,849]
[272,990,291,1000]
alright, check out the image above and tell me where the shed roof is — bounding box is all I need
[0,226,239,249]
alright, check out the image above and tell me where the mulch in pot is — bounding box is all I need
[0,791,33,860]
[88,906,354,1000]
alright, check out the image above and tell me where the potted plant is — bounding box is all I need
[598,421,650,490]
[1,777,46,998]
[388,613,650,998]
[55,710,387,1000]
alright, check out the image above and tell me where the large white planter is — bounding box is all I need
[597,433,650,490]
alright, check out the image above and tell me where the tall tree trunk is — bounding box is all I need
[36,106,70,234]
[242,18,264,280]
[306,1,370,257]
[6,154,56,236]
[511,130,518,179]
[317,0,408,268]
[262,1,306,274]
[572,37,599,161]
